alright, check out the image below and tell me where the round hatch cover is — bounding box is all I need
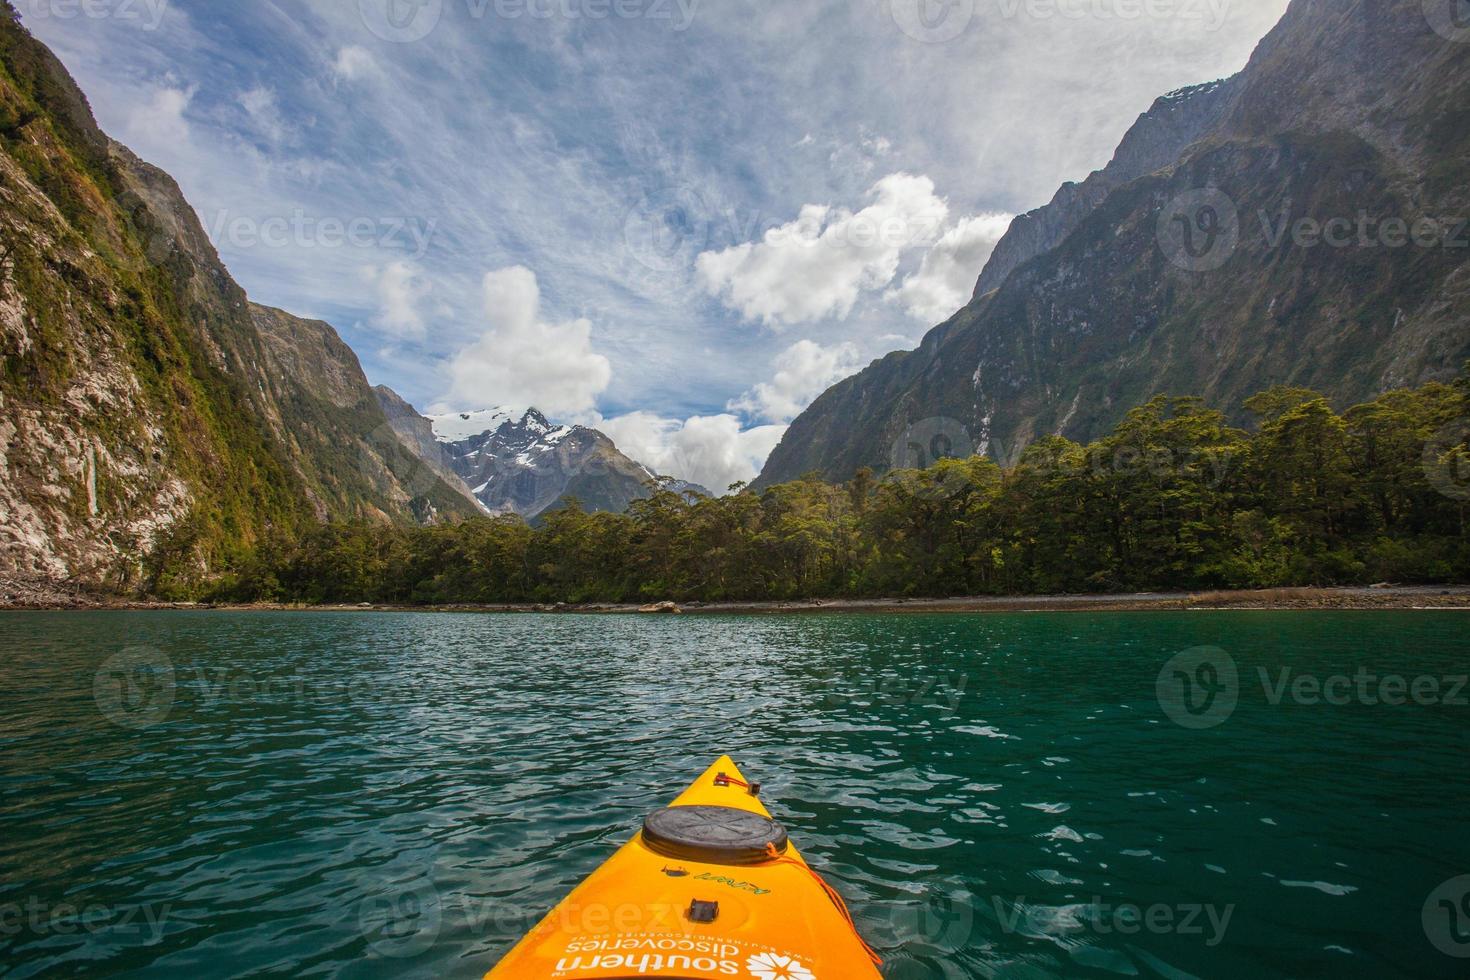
[642,805,789,865]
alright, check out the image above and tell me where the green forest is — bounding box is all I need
[213,375,1470,605]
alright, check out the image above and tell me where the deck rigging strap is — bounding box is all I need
[761,843,883,966]
[713,772,760,795]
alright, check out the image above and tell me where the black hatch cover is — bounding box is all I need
[642,805,789,865]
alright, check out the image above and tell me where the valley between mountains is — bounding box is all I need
[0,0,1466,599]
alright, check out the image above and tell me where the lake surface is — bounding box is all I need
[2,611,1467,978]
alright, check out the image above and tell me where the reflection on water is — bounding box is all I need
[1,610,1467,978]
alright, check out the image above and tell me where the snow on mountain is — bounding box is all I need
[380,396,705,519]
[426,407,525,444]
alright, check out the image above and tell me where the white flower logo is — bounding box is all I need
[746,952,816,980]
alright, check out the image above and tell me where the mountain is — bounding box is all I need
[375,394,706,518]
[0,6,478,592]
[757,0,1470,487]
[372,385,484,513]
[971,78,1241,299]
[436,408,655,517]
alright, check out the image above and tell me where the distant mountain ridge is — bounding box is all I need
[756,0,1470,487]
[375,393,708,518]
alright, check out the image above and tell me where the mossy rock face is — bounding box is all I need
[758,0,1470,489]
[0,6,478,594]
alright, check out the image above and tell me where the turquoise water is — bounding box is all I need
[1,611,1468,978]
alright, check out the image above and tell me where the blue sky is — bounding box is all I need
[22,0,1289,488]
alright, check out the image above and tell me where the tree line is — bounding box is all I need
[212,375,1470,605]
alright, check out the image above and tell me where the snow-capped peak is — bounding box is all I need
[400,399,705,519]
[428,406,532,443]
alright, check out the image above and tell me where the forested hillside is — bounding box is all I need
[217,375,1470,604]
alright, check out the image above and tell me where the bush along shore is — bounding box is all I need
[172,378,1470,608]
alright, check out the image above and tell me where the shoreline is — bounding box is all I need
[4,581,1469,614]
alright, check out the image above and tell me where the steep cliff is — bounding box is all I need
[757,0,1470,487]
[0,6,476,591]
[373,385,485,514]
[972,78,1241,299]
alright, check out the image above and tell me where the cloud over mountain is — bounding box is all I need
[887,212,1013,321]
[441,266,611,417]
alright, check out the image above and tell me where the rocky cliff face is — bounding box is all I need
[372,385,484,514]
[0,6,477,591]
[972,78,1241,298]
[758,0,1470,488]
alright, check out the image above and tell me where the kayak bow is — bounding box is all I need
[485,756,883,979]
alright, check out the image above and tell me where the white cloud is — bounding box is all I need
[440,266,611,417]
[696,172,949,327]
[887,213,1014,322]
[599,412,786,494]
[730,339,863,424]
[21,0,1292,430]
[364,260,431,339]
[332,46,377,81]
[126,85,193,150]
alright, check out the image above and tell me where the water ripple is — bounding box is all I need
[1,610,1467,979]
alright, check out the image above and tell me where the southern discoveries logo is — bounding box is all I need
[747,952,815,980]
[555,937,818,978]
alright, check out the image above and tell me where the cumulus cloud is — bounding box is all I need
[729,339,863,424]
[597,338,865,491]
[598,340,859,488]
[696,173,949,327]
[440,266,611,417]
[363,260,431,340]
[887,213,1014,322]
[599,412,786,494]
[25,0,1292,439]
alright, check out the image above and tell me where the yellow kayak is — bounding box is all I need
[485,756,883,979]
